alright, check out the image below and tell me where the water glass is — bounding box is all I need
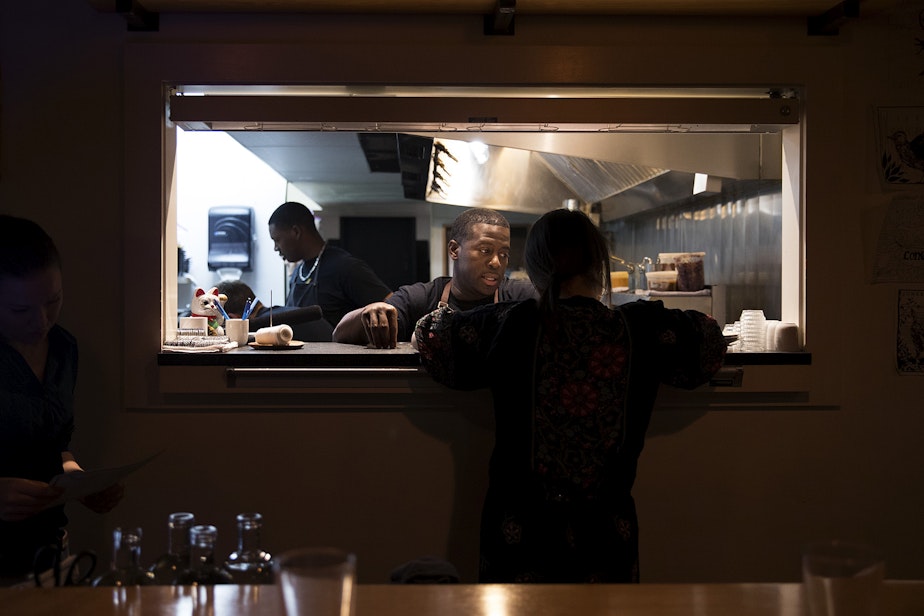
[802,541,884,616]
[275,548,356,616]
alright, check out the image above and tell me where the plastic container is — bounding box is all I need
[675,252,705,291]
[655,253,683,271]
[610,270,630,290]
[645,270,678,291]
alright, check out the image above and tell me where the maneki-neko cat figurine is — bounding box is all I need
[191,286,228,335]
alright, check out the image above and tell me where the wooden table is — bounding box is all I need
[3,581,924,615]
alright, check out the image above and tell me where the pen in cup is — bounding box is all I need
[216,299,231,322]
[242,297,258,320]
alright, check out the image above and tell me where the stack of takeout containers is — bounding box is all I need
[656,252,705,291]
[644,270,677,291]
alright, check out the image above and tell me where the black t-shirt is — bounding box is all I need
[385,276,538,342]
[285,245,392,328]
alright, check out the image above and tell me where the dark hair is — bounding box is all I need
[448,207,510,244]
[216,280,256,316]
[524,208,610,310]
[268,201,316,229]
[0,214,61,279]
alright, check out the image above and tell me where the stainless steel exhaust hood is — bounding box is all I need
[422,132,781,220]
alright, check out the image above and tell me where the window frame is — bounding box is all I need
[123,43,806,410]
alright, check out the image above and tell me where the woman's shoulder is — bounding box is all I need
[614,298,670,322]
[494,297,539,319]
[445,298,538,338]
[49,324,77,348]
[500,278,539,301]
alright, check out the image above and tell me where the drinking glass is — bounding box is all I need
[275,548,356,616]
[739,309,766,352]
[802,541,884,616]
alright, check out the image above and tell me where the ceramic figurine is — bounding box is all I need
[191,286,228,335]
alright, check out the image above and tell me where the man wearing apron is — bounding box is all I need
[333,207,537,348]
[268,202,392,333]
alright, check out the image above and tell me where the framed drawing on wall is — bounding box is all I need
[878,106,924,186]
[897,288,924,375]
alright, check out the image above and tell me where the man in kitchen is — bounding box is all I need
[268,201,393,330]
[333,207,538,348]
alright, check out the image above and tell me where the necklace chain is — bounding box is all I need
[296,243,325,284]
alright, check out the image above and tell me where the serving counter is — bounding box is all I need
[4,581,924,616]
[153,341,815,412]
[154,342,470,411]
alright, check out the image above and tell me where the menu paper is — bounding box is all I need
[46,450,163,507]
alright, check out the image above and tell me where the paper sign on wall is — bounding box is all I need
[873,196,924,283]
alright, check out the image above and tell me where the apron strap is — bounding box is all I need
[439,278,499,308]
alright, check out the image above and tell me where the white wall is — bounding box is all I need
[2,0,924,584]
[176,129,291,309]
[175,129,441,306]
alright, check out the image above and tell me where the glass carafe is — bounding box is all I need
[149,512,195,584]
[178,524,234,585]
[91,527,156,587]
[224,512,274,584]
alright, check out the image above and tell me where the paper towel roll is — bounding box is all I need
[254,324,293,345]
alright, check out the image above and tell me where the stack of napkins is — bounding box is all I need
[162,336,237,353]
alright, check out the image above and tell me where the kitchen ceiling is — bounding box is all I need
[89,0,903,34]
[140,0,896,216]
[89,0,892,18]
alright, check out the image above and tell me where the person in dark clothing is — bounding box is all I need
[267,201,392,330]
[414,208,727,583]
[0,215,123,583]
[215,280,264,319]
[333,207,537,348]
[215,278,333,342]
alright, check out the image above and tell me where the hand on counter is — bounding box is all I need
[360,302,399,349]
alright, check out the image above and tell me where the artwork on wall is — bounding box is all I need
[872,196,924,283]
[877,106,924,186]
[897,288,924,375]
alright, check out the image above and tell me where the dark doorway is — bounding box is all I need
[339,217,420,290]
[508,224,528,274]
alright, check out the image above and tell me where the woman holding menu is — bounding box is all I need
[0,215,123,584]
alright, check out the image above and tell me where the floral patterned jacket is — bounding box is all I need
[415,296,727,498]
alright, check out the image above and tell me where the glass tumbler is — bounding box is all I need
[739,309,766,352]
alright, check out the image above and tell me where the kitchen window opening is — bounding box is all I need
[164,85,803,356]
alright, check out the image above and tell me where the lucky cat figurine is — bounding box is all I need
[191,286,228,335]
